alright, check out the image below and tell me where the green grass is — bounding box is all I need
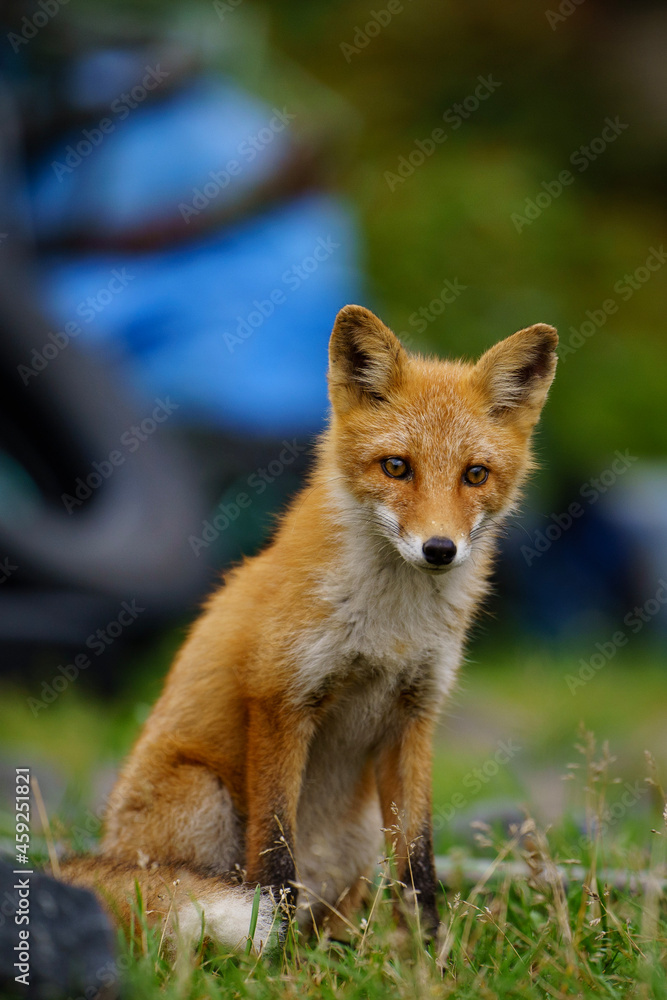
[73,738,667,999]
[2,647,667,997]
[115,863,667,1000]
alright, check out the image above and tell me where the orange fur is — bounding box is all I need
[60,305,557,950]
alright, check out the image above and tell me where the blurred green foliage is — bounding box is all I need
[265,1,666,504]
[80,0,666,505]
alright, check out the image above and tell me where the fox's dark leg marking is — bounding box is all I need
[408,821,439,938]
[256,814,297,912]
[376,699,440,941]
[245,700,314,920]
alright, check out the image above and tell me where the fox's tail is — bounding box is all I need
[59,855,278,954]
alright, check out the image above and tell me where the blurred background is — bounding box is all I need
[0,0,665,859]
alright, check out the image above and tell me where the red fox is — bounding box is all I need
[62,305,557,952]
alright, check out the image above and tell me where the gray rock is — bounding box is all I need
[0,857,118,1000]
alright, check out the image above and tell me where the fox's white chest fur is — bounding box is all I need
[291,488,489,712]
[289,491,491,916]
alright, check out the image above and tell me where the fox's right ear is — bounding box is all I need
[328,305,407,412]
[474,323,558,427]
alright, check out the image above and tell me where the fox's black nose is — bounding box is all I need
[422,536,457,566]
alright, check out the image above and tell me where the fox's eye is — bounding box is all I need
[381,457,411,479]
[463,465,489,486]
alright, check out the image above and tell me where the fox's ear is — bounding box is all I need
[328,305,407,411]
[474,323,558,424]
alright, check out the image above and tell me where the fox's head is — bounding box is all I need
[325,305,557,574]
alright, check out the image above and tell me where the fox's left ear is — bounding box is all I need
[328,305,407,412]
[474,323,558,425]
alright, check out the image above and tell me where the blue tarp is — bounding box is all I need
[29,75,363,435]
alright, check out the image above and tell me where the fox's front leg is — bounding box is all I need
[244,699,314,911]
[376,711,439,937]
